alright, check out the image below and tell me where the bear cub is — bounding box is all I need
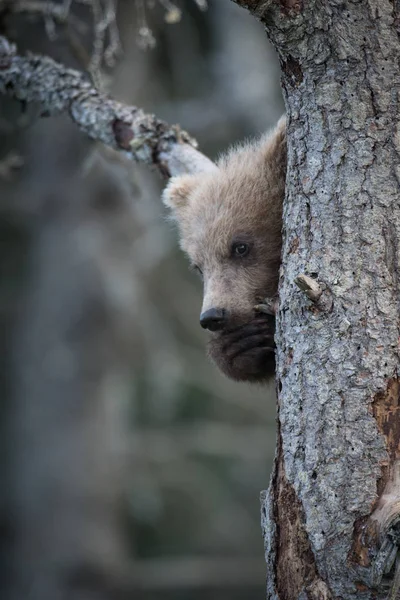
[163,118,286,382]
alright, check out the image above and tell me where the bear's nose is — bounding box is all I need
[200,308,227,332]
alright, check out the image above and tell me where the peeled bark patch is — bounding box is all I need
[351,377,400,567]
[372,379,400,461]
[274,453,329,600]
[349,516,379,570]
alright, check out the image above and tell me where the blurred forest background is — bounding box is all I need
[0,1,283,598]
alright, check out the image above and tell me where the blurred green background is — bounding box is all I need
[0,1,283,598]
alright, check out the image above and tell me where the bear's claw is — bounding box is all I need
[254,297,278,316]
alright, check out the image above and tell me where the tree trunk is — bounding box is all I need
[235,1,400,598]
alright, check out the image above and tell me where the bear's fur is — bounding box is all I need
[163,117,286,382]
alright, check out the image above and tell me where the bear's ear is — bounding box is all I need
[267,116,286,150]
[275,115,286,139]
[162,175,196,214]
[260,115,286,165]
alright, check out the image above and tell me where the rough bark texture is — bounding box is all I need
[0,36,216,178]
[235,1,400,598]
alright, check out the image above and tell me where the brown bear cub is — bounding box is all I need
[163,118,286,382]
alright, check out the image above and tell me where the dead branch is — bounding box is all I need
[1,0,208,70]
[0,35,216,177]
[0,0,71,20]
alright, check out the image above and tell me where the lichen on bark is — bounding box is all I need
[0,36,216,178]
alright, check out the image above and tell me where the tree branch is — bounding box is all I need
[0,36,216,178]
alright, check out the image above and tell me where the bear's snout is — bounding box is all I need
[199,308,228,332]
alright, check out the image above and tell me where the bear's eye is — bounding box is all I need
[232,242,250,258]
[190,264,203,278]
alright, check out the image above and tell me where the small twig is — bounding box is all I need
[87,0,104,84]
[294,274,323,303]
[44,0,58,41]
[136,0,156,49]
[103,0,121,67]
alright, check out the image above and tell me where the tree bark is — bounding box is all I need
[234,1,400,598]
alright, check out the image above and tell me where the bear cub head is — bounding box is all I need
[163,118,286,382]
